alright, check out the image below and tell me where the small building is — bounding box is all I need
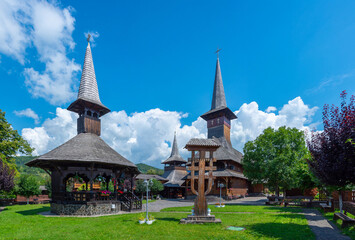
[161,133,188,198]
[26,38,141,215]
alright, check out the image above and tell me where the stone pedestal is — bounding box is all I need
[180,215,221,224]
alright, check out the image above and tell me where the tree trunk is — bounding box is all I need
[339,190,343,214]
[276,186,280,197]
[283,190,287,207]
[27,198,29,205]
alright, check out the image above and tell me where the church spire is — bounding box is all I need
[170,132,180,157]
[211,57,227,110]
[77,39,101,105]
[67,36,110,136]
[67,37,110,118]
[200,52,237,144]
[162,132,187,165]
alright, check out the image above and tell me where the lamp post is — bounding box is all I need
[143,179,153,221]
[218,181,224,207]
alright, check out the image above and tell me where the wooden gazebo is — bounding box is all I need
[27,37,141,215]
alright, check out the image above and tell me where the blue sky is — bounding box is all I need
[1,0,354,167]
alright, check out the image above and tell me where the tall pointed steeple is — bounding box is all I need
[67,36,110,136]
[211,58,227,110]
[77,41,101,104]
[200,54,237,143]
[162,132,187,165]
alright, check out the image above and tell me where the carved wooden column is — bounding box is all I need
[181,138,221,224]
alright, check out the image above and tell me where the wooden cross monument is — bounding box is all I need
[180,138,221,224]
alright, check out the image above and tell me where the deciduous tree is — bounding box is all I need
[0,160,15,192]
[16,174,40,204]
[307,91,355,212]
[0,109,33,171]
[243,126,312,198]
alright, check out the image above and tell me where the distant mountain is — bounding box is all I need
[136,163,164,175]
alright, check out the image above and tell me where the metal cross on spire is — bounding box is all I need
[87,33,91,43]
[215,48,222,58]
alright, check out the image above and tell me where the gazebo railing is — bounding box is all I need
[52,191,142,211]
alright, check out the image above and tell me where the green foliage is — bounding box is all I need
[0,110,33,171]
[243,126,314,193]
[136,163,164,175]
[135,180,147,195]
[44,176,52,198]
[150,179,164,194]
[16,174,40,198]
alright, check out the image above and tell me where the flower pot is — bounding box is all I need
[207,208,211,216]
[146,220,153,225]
[221,205,225,208]
[139,220,145,224]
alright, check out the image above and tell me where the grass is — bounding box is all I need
[0,204,314,240]
[318,208,355,240]
[142,199,156,204]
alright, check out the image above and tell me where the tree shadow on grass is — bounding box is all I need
[263,206,302,213]
[245,222,313,240]
[155,217,180,222]
[16,206,50,216]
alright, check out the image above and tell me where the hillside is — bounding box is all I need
[136,163,164,175]
[14,156,47,178]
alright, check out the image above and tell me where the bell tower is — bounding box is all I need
[67,35,110,136]
[200,53,237,143]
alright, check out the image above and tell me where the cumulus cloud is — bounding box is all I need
[21,96,319,167]
[14,108,40,124]
[0,0,80,105]
[265,106,277,113]
[22,108,77,155]
[231,97,319,151]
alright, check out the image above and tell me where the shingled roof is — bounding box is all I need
[26,133,138,171]
[213,136,243,164]
[200,57,236,121]
[67,42,110,116]
[162,169,188,188]
[162,132,186,164]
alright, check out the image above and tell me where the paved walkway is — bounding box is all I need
[143,196,267,212]
[301,209,351,240]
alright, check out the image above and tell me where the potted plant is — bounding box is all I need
[146,215,155,225]
[138,214,145,224]
[100,190,111,197]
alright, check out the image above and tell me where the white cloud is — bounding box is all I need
[14,108,40,124]
[231,97,319,151]
[21,97,319,167]
[265,106,277,113]
[0,0,80,105]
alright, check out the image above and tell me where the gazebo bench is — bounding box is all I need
[333,212,355,228]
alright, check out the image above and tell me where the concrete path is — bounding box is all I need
[301,209,351,240]
[143,196,268,212]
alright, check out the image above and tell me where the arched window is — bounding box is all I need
[93,112,98,118]
[86,111,92,116]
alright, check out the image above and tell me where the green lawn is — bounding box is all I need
[0,204,314,240]
[318,208,355,240]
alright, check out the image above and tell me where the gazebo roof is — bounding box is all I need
[26,133,138,171]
